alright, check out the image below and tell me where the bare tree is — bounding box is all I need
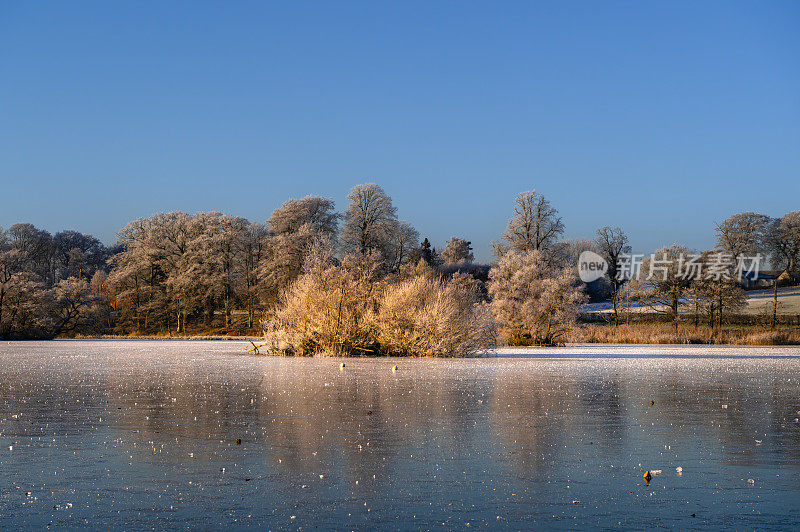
[237,222,268,328]
[384,221,420,271]
[260,223,327,306]
[341,183,398,255]
[686,252,746,331]
[626,245,693,333]
[53,230,108,280]
[594,226,631,326]
[546,238,594,269]
[48,277,99,337]
[498,190,564,256]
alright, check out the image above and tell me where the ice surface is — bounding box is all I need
[1,340,799,529]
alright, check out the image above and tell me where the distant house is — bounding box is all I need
[742,270,780,289]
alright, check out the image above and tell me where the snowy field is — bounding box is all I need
[746,286,800,314]
[582,286,800,315]
[1,340,799,529]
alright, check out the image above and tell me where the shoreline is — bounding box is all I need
[49,322,799,346]
[2,339,795,360]
[28,337,800,353]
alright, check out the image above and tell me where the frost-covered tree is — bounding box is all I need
[594,226,631,326]
[488,250,585,346]
[341,183,397,255]
[715,212,770,262]
[0,225,91,338]
[182,213,251,328]
[0,272,48,338]
[767,211,800,283]
[111,214,172,331]
[8,223,54,283]
[0,228,18,335]
[0,228,36,337]
[0,225,103,339]
[149,212,196,332]
[268,196,339,238]
[441,237,474,265]
[108,233,160,332]
[111,211,264,333]
[497,190,564,256]
[260,224,318,305]
[90,269,115,325]
[259,196,339,308]
[110,212,204,333]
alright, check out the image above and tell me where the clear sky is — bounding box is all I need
[1,1,798,261]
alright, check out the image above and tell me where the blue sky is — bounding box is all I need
[1,1,798,261]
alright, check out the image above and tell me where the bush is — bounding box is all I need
[376,272,495,357]
[265,251,383,356]
[264,255,495,357]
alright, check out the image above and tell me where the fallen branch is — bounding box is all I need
[246,340,267,355]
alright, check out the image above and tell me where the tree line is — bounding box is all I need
[1,183,798,349]
[0,184,478,340]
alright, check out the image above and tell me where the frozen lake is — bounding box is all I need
[1,340,800,529]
